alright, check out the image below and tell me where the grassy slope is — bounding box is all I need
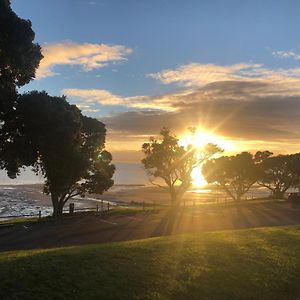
[1,226,300,300]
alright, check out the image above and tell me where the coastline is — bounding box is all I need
[0,183,274,219]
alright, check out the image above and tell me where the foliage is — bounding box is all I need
[202,152,257,202]
[255,151,300,198]
[0,0,42,170]
[1,226,300,299]
[142,128,221,204]
[6,91,115,217]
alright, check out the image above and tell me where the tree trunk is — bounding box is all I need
[234,194,241,205]
[169,186,177,204]
[51,193,64,218]
[272,189,285,199]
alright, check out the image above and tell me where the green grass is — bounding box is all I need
[1,226,300,300]
[0,217,42,225]
[0,207,158,226]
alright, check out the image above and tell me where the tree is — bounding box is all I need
[255,151,300,199]
[6,91,115,217]
[0,0,42,171]
[202,152,257,202]
[142,128,221,205]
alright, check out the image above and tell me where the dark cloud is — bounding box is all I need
[101,80,300,142]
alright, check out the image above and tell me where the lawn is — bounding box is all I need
[1,225,300,300]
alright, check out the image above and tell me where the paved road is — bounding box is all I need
[1,201,300,251]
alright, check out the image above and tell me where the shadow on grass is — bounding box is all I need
[1,227,300,299]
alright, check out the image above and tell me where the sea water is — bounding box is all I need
[0,163,148,185]
[0,163,148,218]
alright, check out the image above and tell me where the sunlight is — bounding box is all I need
[191,166,207,186]
[179,129,234,151]
[179,128,236,187]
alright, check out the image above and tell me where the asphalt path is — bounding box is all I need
[1,200,300,251]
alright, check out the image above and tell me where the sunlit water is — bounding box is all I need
[0,163,148,218]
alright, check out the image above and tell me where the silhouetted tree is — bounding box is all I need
[202,152,257,202]
[142,128,221,205]
[255,151,300,199]
[7,91,115,217]
[0,0,42,171]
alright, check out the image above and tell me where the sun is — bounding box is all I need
[180,130,233,150]
[179,128,235,187]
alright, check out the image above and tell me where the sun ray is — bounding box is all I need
[179,127,237,187]
[191,166,207,186]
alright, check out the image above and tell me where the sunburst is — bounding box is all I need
[179,128,235,186]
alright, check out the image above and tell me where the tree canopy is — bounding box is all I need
[6,91,115,217]
[0,0,42,114]
[0,0,42,171]
[202,152,257,202]
[255,151,300,199]
[142,128,221,204]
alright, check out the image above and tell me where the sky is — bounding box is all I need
[11,0,300,162]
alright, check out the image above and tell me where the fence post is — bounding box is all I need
[101,200,103,212]
[38,210,41,220]
[96,203,99,213]
[69,203,74,215]
[107,202,110,211]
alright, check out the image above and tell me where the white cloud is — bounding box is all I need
[148,62,300,91]
[62,88,181,111]
[63,89,124,105]
[148,63,263,87]
[63,61,300,114]
[272,50,300,60]
[37,41,133,78]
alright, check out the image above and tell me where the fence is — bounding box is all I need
[0,210,42,220]
[0,199,162,221]
[0,196,259,222]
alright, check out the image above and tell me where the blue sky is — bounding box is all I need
[13,0,300,97]
[11,0,300,160]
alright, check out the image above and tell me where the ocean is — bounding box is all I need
[0,163,149,219]
[0,162,294,219]
[0,163,148,185]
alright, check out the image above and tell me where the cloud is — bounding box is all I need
[148,62,300,90]
[272,50,300,60]
[63,89,124,106]
[37,41,133,78]
[101,80,300,148]
[61,61,300,113]
[62,88,183,111]
[148,63,263,87]
[62,61,300,157]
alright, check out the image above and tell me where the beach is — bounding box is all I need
[0,182,275,219]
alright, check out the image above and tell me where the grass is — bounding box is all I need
[0,197,287,227]
[1,226,300,299]
[0,217,42,226]
[0,206,161,227]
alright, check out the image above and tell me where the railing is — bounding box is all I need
[0,199,157,221]
[0,211,42,219]
[0,196,266,222]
